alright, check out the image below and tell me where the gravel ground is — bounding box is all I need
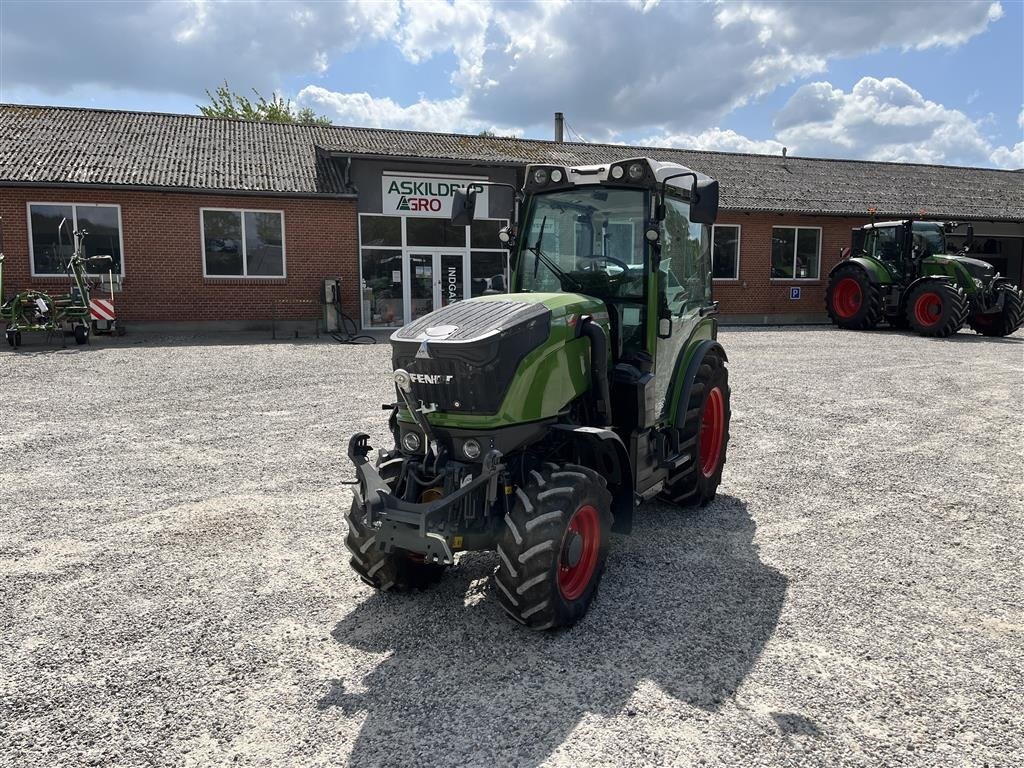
[1,325,1021,767]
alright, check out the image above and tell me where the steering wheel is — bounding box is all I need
[576,254,634,276]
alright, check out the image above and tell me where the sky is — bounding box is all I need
[1,0,1022,168]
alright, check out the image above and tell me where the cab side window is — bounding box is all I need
[871,227,900,262]
[661,196,710,315]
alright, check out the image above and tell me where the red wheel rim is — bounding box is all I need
[699,387,725,478]
[914,292,942,327]
[558,504,601,601]
[832,277,862,319]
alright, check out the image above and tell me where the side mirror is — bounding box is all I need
[689,178,719,225]
[451,189,477,227]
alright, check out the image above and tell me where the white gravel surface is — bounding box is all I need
[1,326,1021,767]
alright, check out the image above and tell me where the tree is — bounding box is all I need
[198,81,332,126]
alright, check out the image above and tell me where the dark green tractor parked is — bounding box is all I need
[826,219,1023,337]
[346,158,731,630]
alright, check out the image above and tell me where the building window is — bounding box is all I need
[712,224,740,280]
[201,209,285,277]
[28,202,124,277]
[357,214,509,329]
[771,226,820,280]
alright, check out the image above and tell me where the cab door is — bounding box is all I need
[651,196,712,418]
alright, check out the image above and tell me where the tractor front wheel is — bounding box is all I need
[494,463,612,630]
[661,353,731,507]
[906,281,968,337]
[345,456,448,592]
[969,284,1024,337]
[825,265,882,330]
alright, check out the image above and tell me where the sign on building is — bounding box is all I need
[382,173,490,218]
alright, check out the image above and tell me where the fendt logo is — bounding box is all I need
[409,373,455,384]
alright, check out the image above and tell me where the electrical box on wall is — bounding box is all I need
[322,278,341,331]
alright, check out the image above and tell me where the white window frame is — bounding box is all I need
[711,224,741,281]
[770,225,822,281]
[200,207,287,279]
[27,201,126,278]
[357,213,509,328]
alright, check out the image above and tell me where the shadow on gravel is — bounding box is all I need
[320,495,788,767]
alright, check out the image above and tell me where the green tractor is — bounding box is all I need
[346,157,731,630]
[826,219,1024,337]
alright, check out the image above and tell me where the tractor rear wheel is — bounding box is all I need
[660,352,731,507]
[968,284,1024,337]
[345,456,448,591]
[906,281,968,337]
[826,265,883,330]
[494,463,612,630]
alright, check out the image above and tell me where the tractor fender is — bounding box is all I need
[551,424,634,534]
[673,340,728,431]
[829,255,894,285]
[904,274,956,297]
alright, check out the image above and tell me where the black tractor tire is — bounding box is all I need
[494,463,612,630]
[825,264,883,330]
[969,283,1024,337]
[74,325,89,345]
[345,456,448,591]
[906,280,968,337]
[661,353,731,507]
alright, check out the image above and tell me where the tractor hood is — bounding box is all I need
[938,254,996,283]
[390,293,605,418]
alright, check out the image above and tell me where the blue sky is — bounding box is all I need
[1,0,1021,167]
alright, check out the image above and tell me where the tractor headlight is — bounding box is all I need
[462,439,481,460]
[610,165,625,179]
[627,162,645,181]
[402,431,422,453]
[550,169,564,183]
[498,226,512,244]
[532,168,549,186]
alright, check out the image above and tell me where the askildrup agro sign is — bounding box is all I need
[381,173,489,218]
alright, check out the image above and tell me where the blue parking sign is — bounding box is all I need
[790,287,801,300]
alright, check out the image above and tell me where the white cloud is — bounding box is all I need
[771,76,1021,168]
[640,128,785,156]
[1,0,401,96]
[298,85,475,133]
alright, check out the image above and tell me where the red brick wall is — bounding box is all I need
[1,186,875,325]
[712,211,872,318]
[0,186,358,324]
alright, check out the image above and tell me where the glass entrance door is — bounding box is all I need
[409,253,435,321]
[407,251,468,319]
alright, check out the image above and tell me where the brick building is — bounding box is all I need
[2,104,1022,330]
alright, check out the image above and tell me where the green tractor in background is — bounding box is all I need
[346,157,731,630]
[826,219,1024,337]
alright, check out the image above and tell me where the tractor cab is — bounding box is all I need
[511,159,719,418]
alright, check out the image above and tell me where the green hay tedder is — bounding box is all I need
[1,218,113,348]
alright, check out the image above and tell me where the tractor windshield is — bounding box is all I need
[517,187,648,300]
[911,222,946,256]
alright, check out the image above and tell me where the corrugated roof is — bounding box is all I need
[2,104,1021,221]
